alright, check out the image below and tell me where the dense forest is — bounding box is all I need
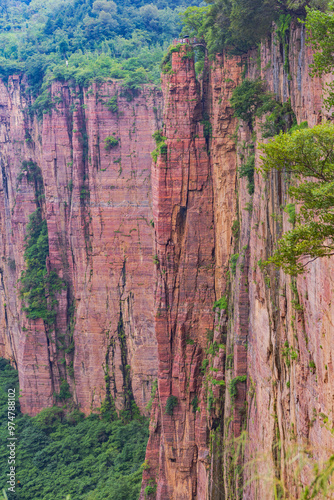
[0,0,201,93]
[0,359,150,499]
[0,0,331,92]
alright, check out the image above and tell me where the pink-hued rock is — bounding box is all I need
[141,45,216,499]
[0,22,333,500]
[0,77,161,416]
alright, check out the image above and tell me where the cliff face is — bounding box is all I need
[0,78,161,416]
[0,22,333,500]
[243,25,334,498]
[142,26,334,500]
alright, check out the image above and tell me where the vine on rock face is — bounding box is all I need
[19,209,65,325]
[151,130,167,163]
[229,376,247,401]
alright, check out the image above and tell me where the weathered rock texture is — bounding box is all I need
[141,44,216,499]
[0,21,334,500]
[0,79,161,416]
[142,24,334,500]
[243,24,334,499]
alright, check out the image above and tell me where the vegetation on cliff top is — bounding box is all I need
[0,359,149,500]
[181,0,330,55]
[256,7,334,275]
[0,0,201,93]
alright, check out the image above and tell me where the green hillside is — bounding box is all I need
[0,0,202,93]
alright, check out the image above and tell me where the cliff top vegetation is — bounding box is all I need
[0,0,201,94]
[181,0,331,55]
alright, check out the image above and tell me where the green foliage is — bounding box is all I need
[230,253,239,275]
[19,209,65,324]
[285,203,296,224]
[180,0,329,57]
[230,79,276,125]
[161,43,182,73]
[260,123,334,275]
[239,154,255,195]
[206,341,220,356]
[261,99,297,138]
[29,89,56,120]
[145,379,158,413]
[123,68,148,91]
[54,381,72,402]
[229,375,247,401]
[301,454,334,499]
[106,95,118,113]
[276,14,292,72]
[289,120,308,134]
[0,0,203,92]
[17,161,44,200]
[206,329,214,342]
[191,395,199,413]
[0,359,149,500]
[232,219,240,239]
[104,136,120,151]
[144,480,157,497]
[213,296,228,310]
[165,395,178,416]
[305,5,334,109]
[201,115,212,141]
[282,341,298,367]
[151,130,167,163]
[200,359,209,374]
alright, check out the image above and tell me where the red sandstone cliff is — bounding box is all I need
[0,21,333,500]
[141,25,334,500]
[0,79,161,416]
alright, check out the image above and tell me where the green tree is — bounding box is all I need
[305,5,334,108]
[260,123,334,275]
[181,0,330,56]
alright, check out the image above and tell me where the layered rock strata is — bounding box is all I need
[0,21,333,500]
[0,79,161,415]
[142,25,334,499]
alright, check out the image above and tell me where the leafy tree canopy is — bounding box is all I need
[305,5,334,108]
[0,359,149,500]
[0,0,202,93]
[259,123,334,275]
[181,0,330,54]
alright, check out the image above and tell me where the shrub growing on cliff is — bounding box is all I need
[230,79,277,125]
[151,130,167,163]
[213,296,228,310]
[104,136,120,151]
[165,395,178,416]
[229,375,247,401]
[239,153,255,195]
[305,5,334,109]
[106,95,118,113]
[260,122,334,275]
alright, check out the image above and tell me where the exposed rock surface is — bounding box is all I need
[0,79,161,415]
[0,22,333,500]
[142,25,334,499]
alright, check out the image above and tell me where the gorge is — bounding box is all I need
[0,9,333,500]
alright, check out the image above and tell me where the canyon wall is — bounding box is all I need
[0,79,161,416]
[142,25,334,500]
[0,22,333,500]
